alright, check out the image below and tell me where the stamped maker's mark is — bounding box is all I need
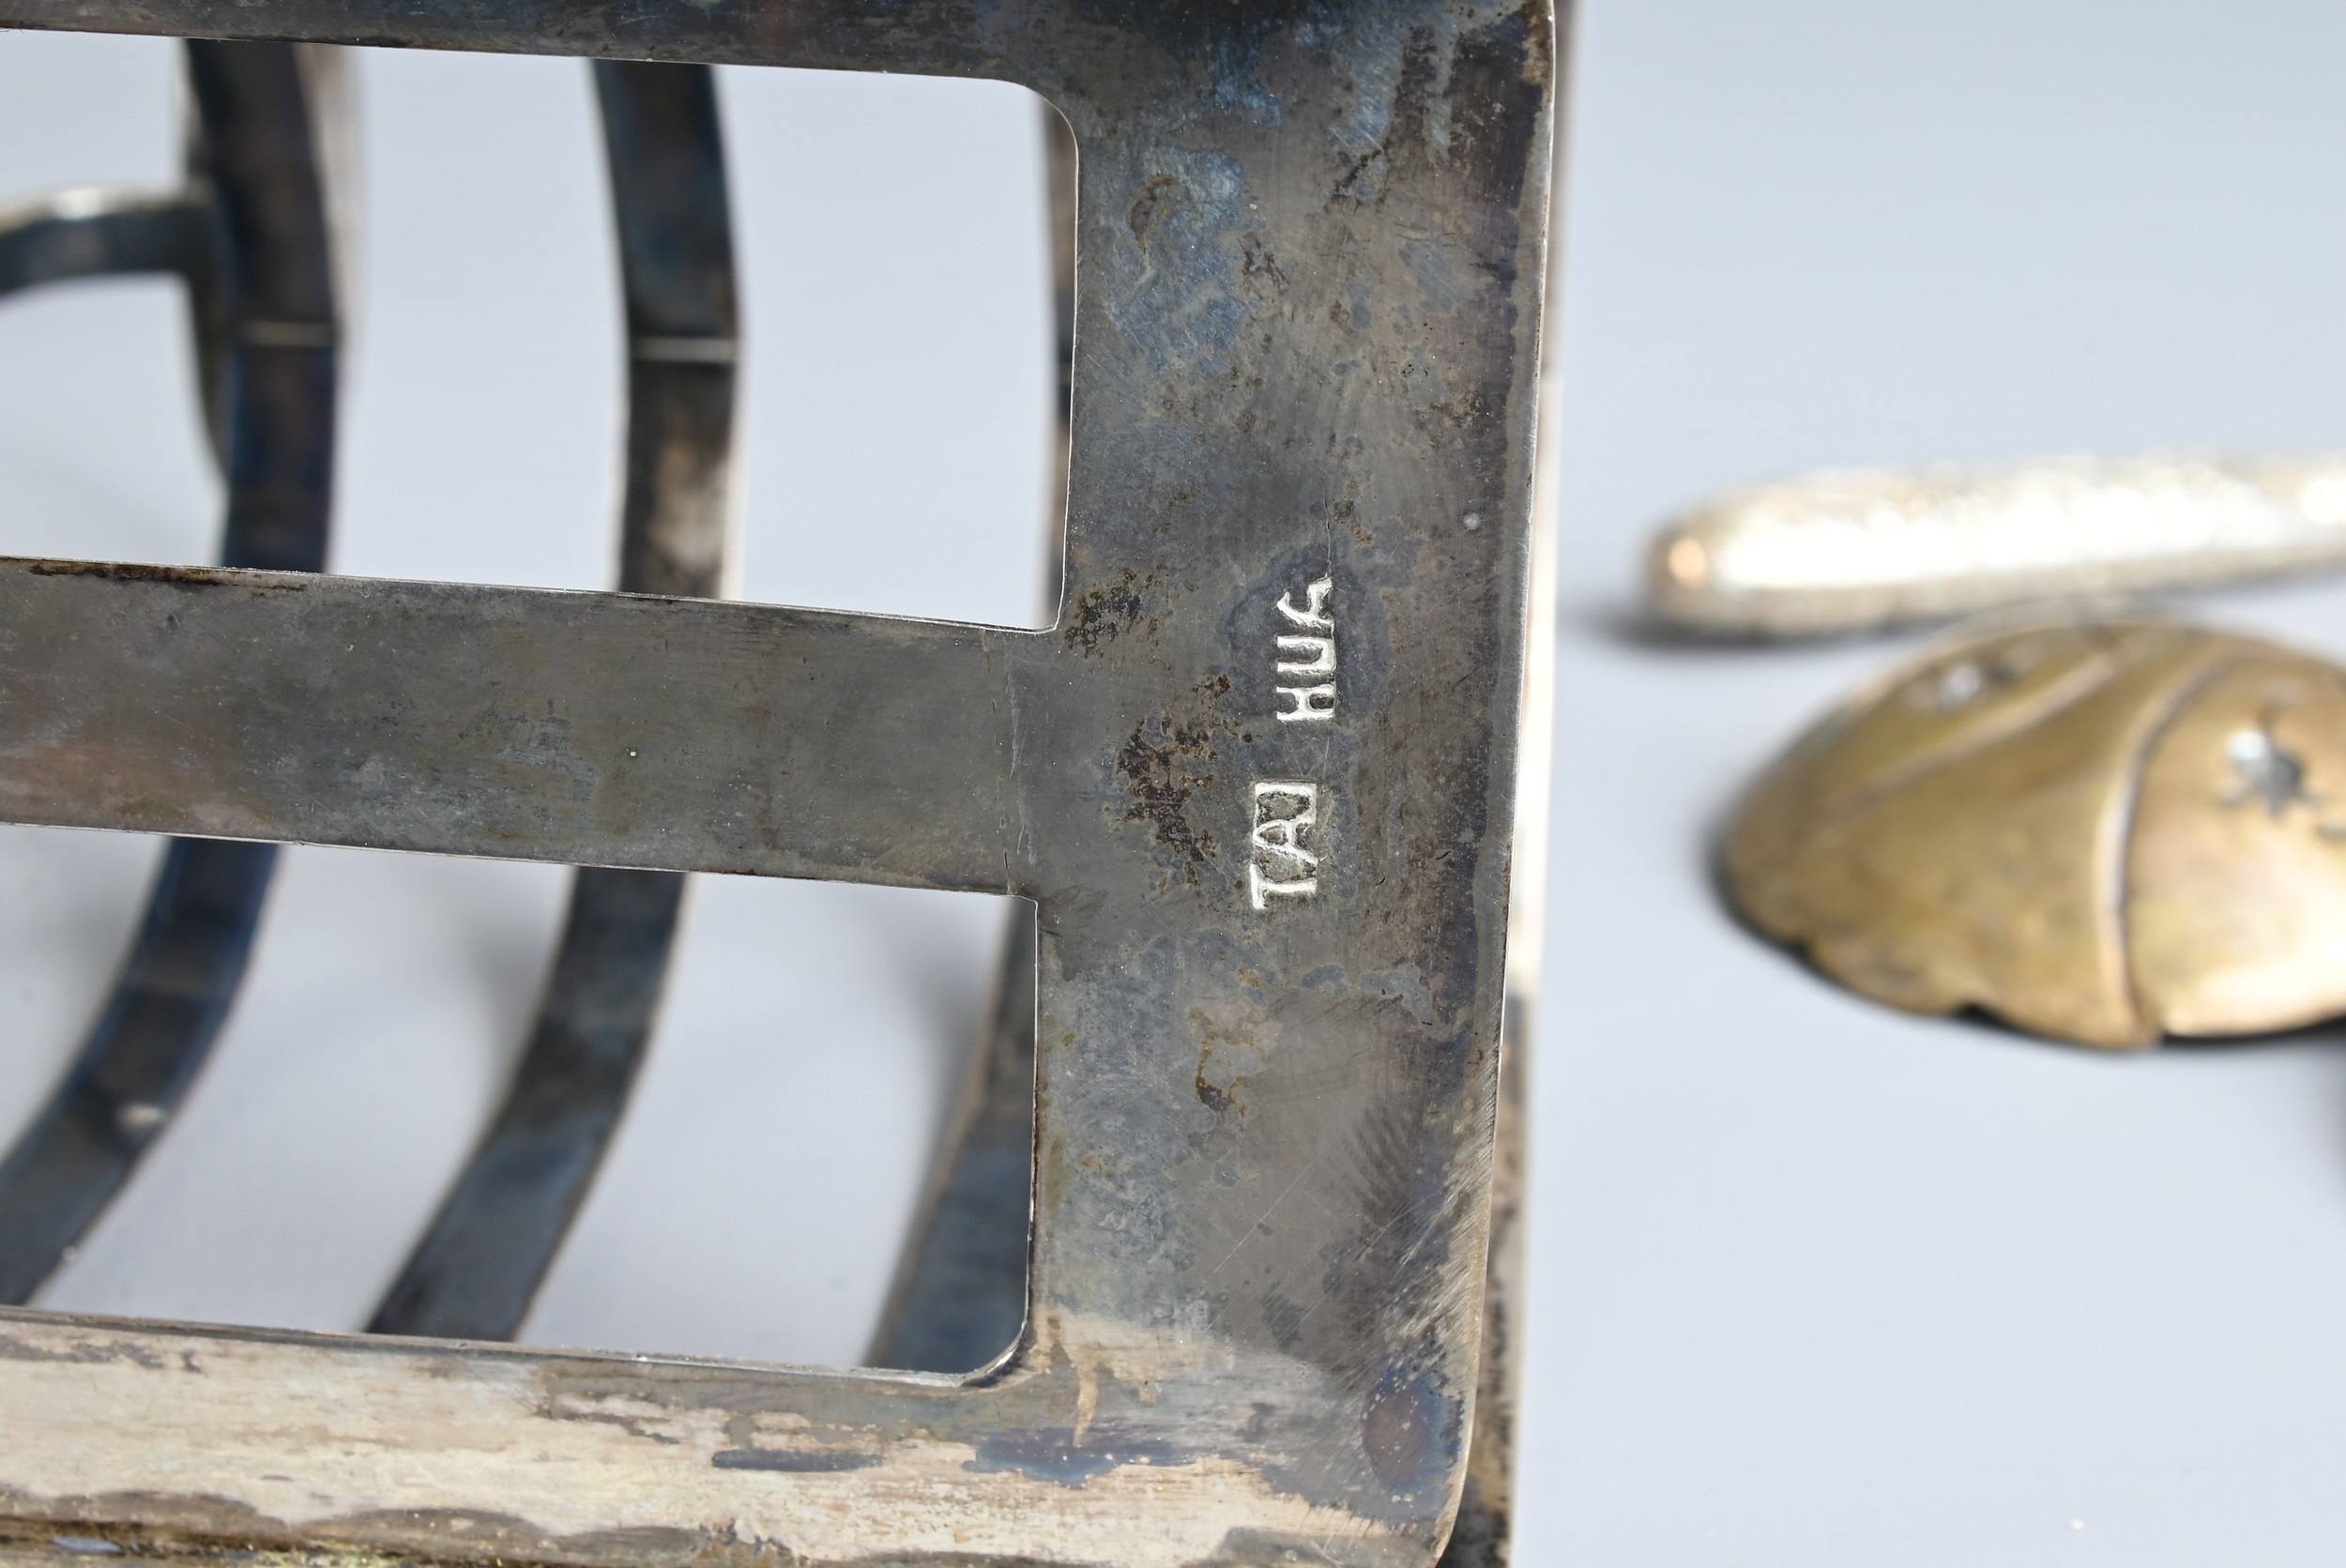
[1249,572,1339,911]
[1250,782,1319,910]
[1274,576,1336,723]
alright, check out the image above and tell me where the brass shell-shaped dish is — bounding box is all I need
[1727,617,2346,1047]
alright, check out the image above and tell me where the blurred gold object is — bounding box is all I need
[1727,616,2346,1046]
[1650,452,2346,638]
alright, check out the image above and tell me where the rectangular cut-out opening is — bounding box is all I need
[0,35,1052,1372]
[10,852,1029,1374]
[0,35,1069,625]
[524,882,1029,1371]
[0,34,218,568]
[347,53,1068,625]
[722,65,1065,630]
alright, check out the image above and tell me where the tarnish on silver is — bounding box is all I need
[0,40,347,1305]
[365,58,739,1345]
[0,0,1563,1564]
[1649,451,2346,638]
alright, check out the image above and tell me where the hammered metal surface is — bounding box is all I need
[1729,617,2346,1047]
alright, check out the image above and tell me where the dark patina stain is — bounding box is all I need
[1194,1068,1232,1116]
[1329,144,1385,205]
[1361,1368,1459,1493]
[1260,1290,1305,1353]
[1062,567,1157,656]
[1238,234,1288,297]
[964,1423,1182,1487]
[712,1447,880,1473]
[25,559,307,591]
[1116,715,1219,885]
[321,1506,701,1567]
[1127,175,1183,245]
[1192,1004,1262,1120]
[0,1334,166,1370]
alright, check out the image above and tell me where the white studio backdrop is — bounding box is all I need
[6,3,2346,1562]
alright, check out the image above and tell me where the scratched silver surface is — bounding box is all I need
[0,3,1560,1565]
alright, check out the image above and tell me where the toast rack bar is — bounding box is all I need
[0,570,1022,886]
[0,40,343,1303]
[0,53,744,1338]
[0,3,1561,1564]
[366,58,740,1342]
[0,189,208,297]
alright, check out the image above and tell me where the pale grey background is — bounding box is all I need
[1,2,2344,1561]
[1532,1,2346,1562]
